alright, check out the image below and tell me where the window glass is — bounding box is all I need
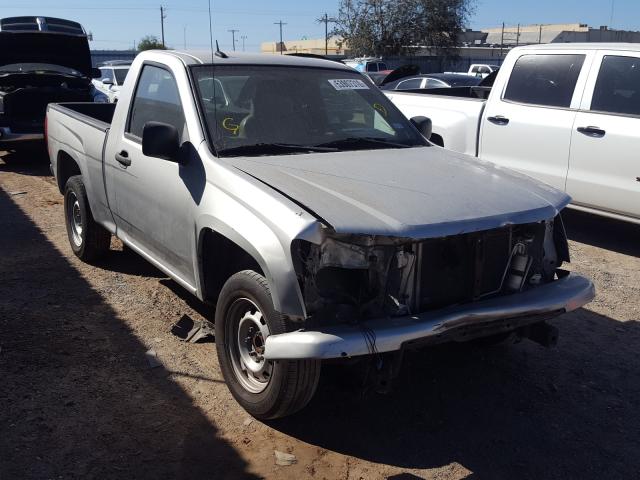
[425,78,447,89]
[396,78,423,89]
[471,66,479,73]
[591,55,640,116]
[504,54,585,108]
[191,65,427,156]
[366,63,379,72]
[378,63,387,71]
[113,68,129,86]
[127,65,185,139]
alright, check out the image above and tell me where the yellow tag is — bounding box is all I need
[222,117,240,136]
[373,103,388,117]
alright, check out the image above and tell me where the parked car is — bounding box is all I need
[344,57,393,85]
[386,43,640,225]
[446,64,501,78]
[46,50,594,419]
[0,16,98,147]
[382,73,483,91]
[92,60,131,103]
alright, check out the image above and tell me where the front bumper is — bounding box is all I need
[264,273,595,360]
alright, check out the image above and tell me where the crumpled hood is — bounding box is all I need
[230,146,571,239]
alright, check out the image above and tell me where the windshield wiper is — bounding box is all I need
[315,137,413,150]
[218,143,338,157]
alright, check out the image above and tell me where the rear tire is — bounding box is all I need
[64,175,111,262]
[215,270,320,419]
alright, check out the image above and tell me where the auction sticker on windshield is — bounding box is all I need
[328,79,369,90]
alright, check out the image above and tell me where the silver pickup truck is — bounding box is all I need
[46,50,594,419]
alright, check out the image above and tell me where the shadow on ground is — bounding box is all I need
[272,309,640,479]
[0,145,52,177]
[0,187,256,478]
[563,208,640,258]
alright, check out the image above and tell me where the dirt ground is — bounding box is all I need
[1,147,639,480]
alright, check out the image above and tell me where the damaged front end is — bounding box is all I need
[267,214,593,362]
[292,216,570,330]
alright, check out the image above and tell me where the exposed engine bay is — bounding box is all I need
[0,72,92,133]
[293,216,570,327]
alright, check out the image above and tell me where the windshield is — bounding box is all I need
[192,65,427,156]
[113,68,129,85]
[0,63,82,76]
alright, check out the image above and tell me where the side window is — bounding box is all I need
[396,78,423,90]
[127,65,185,140]
[591,55,640,116]
[425,78,447,89]
[504,54,585,108]
[471,66,479,73]
[478,66,490,74]
[367,63,379,72]
[378,63,387,71]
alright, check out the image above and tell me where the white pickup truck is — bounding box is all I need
[46,49,593,418]
[388,43,640,225]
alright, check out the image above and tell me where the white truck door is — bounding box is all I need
[479,51,592,191]
[109,63,196,288]
[567,52,640,220]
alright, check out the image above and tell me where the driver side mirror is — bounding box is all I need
[411,116,432,140]
[142,122,182,163]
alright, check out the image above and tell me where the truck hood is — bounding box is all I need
[229,147,571,239]
[0,32,93,78]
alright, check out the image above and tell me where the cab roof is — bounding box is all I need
[143,49,353,71]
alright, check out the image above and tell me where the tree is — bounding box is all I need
[137,35,166,51]
[333,0,475,56]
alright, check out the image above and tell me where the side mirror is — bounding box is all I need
[91,68,102,79]
[142,122,181,162]
[411,116,432,140]
[101,78,114,86]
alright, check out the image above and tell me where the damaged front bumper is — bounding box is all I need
[264,273,594,360]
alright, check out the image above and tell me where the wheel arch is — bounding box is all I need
[56,149,83,194]
[196,221,305,318]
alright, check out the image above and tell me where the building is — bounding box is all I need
[482,23,640,46]
[260,36,348,55]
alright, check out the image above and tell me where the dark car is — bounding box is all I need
[0,16,98,148]
[381,73,483,91]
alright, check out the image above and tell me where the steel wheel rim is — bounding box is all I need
[67,192,83,247]
[226,297,273,394]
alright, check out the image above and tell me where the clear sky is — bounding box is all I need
[1,0,639,51]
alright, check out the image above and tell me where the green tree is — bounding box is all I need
[137,35,166,51]
[333,0,475,56]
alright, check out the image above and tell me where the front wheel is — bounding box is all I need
[215,270,320,419]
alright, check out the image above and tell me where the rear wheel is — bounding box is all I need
[64,175,111,262]
[215,270,320,419]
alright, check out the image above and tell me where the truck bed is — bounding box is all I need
[48,103,116,131]
[385,91,486,156]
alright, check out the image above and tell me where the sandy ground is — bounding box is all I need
[1,148,639,479]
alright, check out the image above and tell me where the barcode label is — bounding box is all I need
[328,79,369,90]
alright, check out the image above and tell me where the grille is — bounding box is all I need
[417,228,512,311]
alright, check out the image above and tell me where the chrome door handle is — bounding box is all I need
[115,150,131,167]
[577,126,606,138]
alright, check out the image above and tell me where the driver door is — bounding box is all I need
[110,64,196,287]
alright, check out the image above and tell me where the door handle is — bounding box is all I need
[115,150,131,167]
[487,115,510,126]
[577,126,606,138]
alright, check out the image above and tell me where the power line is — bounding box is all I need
[317,13,337,55]
[274,20,287,55]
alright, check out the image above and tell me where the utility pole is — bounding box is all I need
[241,35,247,52]
[183,25,187,49]
[500,22,504,58]
[317,13,336,56]
[516,23,520,46]
[274,20,287,55]
[538,24,543,44]
[610,0,615,27]
[160,6,167,48]
[228,29,239,51]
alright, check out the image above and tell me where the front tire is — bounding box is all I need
[64,175,111,262]
[215,270,320,419]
